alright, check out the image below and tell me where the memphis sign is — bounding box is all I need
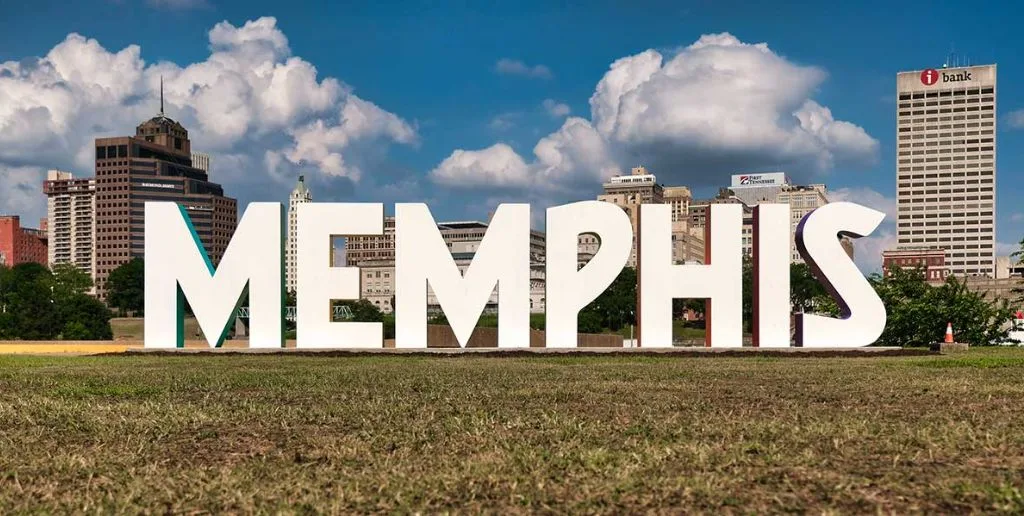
[144,201,887,350]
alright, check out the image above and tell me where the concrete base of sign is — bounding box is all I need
[931,342,970,353]
[123,346,931,357]
[0,341,934,357]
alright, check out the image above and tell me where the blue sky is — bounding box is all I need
[1,0,1022,271]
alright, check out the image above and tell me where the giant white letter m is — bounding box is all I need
[144,202,283,349]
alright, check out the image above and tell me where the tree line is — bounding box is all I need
[2,250,1022,346]
[0,263,113,340]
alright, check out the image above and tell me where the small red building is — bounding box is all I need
[0,215,48,268]
[882,247,949,284]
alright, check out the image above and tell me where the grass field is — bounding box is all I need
[110,317,204,340]
[1,349,1023,512]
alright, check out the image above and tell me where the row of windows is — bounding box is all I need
[899,204,994,213]
[898,171,992,179]
[899,180,993,188]
[898,147,994,156]
[898,211,992,219]
[899,229,993,236]
[96,146,129,159]
[899,137,994,148]
[899,115,994,127]
[898,105,995,116]
[348,243,394,250]
[899,158,993,165]
[899,87,994,100]
[898,122,993,139]
[899,96,995,107]
[900,181,994,189]
[889,258,943,266]
[898,114,996,131]
[896,240,993,250]
[899,190,992,198]
[899,195,994,203]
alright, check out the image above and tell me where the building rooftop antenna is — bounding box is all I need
[159,75,165,117]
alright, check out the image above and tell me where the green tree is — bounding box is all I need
[873,266,1015,347]
[742,256,753,332]
[333,299,384,323]
[0,264,11,338]
[51,263,93,303]
[59,294,113,340]
[582,266,637,331]
[333,299,393,339]
[107,258,145,315]
[790,263,827,312]
[0,263,61,340]
[577,310,603,334]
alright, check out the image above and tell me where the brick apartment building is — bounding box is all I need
[882,247,950,284]
[0,215,48,267]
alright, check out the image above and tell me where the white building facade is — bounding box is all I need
[896,64,997,277]
[285,175,312,294]
[42,170,97,291]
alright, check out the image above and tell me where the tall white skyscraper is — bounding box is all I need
[286,175,312,294]
[895,64,996,276]
[42,170,97,292]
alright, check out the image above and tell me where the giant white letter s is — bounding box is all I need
[795,202,886,347]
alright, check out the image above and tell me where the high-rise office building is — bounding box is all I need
[93,85,237,298]
[286,175,312,294]
[895,64,996,276]
[43,170,97,288]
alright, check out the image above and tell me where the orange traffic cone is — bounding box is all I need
[945,322,954,343]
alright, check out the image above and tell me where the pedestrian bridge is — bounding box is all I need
[236,305,354,322]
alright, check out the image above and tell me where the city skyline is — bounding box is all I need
[1,2,1024,274]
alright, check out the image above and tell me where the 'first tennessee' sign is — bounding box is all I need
[143,201,887,350]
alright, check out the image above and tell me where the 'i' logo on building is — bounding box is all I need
[920,69,939,86]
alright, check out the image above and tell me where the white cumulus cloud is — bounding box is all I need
[437,33,878,193]
[1006,109,1024,130]
[431,143,530,188]
[431,116,617,193]
[494,58,552,79]
[831,187,897,221]
[542,99,570,118]
[0,16,417,223]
